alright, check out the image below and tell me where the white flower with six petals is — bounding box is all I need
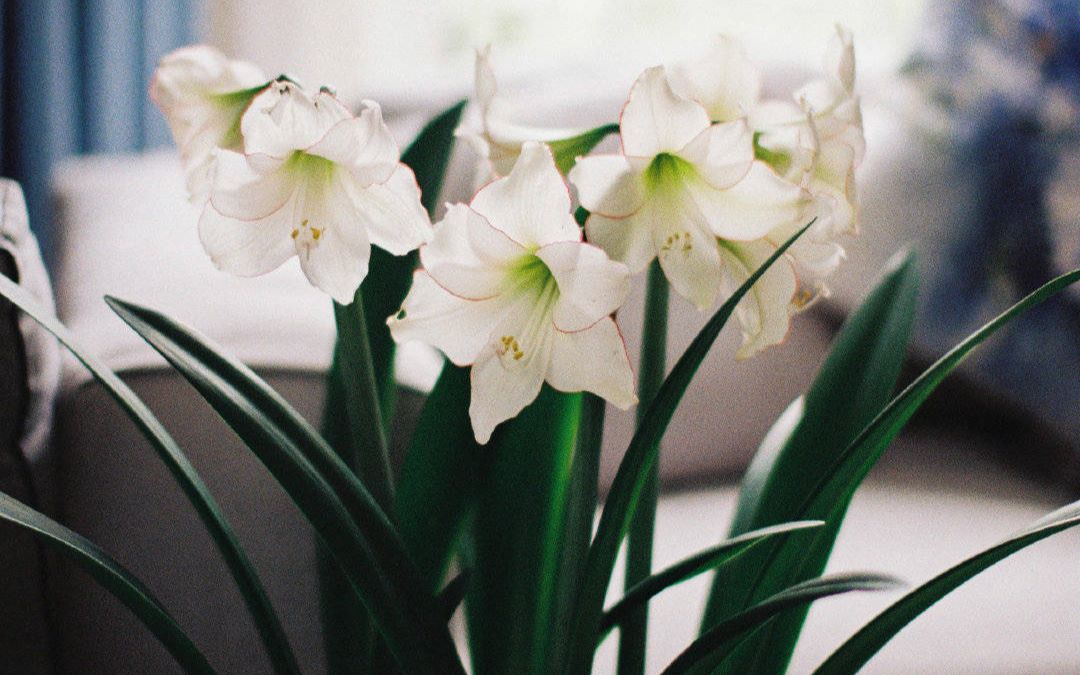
[389,142,636,443]
[150,45,268,203]
[199,81,432,304]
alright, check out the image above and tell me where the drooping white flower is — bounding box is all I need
[666,35,763,123]
[389,142,636,443]
[199,81,432,304]
[457,46,590,179]
[570,66,811,313]
[150,45,269,203]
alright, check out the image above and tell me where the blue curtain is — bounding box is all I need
[1,0,199,262]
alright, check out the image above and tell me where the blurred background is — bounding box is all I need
[5,1,1080,673]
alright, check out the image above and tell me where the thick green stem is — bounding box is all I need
[618,260,669,675]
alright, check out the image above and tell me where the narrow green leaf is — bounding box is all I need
[700,251,919,673]
[359,99,466,420]
[468,385,582,675]
[620,260,670,675]
[565,221,814,675]
[600,521,824,637]
[396,363,482,589]
[106,297,464,675]
[545,393,607,674]
[0,491,215,674]
[663,573,902,675]
[549,123,620,174]
[814,499,1080,674]
[734,267,1080,672]
[0,275,298,675]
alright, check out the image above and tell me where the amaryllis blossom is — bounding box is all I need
[199,81,432,304]
[150,45,268,203]
[457,46,589,178]
[389,142,636,443]
[569,66,810,315]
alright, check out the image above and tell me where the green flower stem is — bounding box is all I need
[619,260,669,675]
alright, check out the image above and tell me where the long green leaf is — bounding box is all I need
[468,386,583,675]
[731,267,1080,671]
[545,393,608,675]
[106,297,464,675]
[0,491,215,674]
[814,498,1080,674]
[0,275,298,674]
[663,573,902,675]
[700,251,919,673]
[600,521,824,637]
[565,221,813,675]
[549,123,620,174]
[396,363,482,588]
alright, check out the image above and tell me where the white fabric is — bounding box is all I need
[0,180,61,464]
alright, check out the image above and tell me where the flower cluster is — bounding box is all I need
[154,27,862,442]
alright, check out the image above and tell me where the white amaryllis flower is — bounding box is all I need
[569,66,810,315]
[666,35,763,124]
[389,142,636,443]
[456,46,590,179]
[199,81,432,304]
[150,45,268,203]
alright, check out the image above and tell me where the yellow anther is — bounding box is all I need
[290,229,299,239]
[311,228,322,241]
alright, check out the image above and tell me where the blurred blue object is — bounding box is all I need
[0,0,199,262]
[906,0,1080,448]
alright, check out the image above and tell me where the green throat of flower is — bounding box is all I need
[644,152,695,196]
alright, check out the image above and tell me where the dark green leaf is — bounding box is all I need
[700,251,919,673]
[0,491,215,674]
[813,499,1080,674]
[437,569,472,622]
[565,221,814,675]
[468,385,582,675]
[0,275,298,675]
[600,521,824,637]
[732,267,1080,672]
[663,573,902,675]
[106,297,464,675]
[545,393,607,674]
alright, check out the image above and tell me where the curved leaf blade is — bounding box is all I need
[600,521,824,637]
[0,275,299,674]
[663,573,902,675]
[734,267,1080,672]
[0,491,216,674]
[106,297,465,675]
[813,500,1080,674]
[700,252,919,672]
[565,221,814,674]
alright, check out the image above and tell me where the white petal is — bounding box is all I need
[584,209,657,274]
[421,204,525,300]
[198,198,296,277]
[678,119,754,189]
[469,141,580,248]
[475,45,498,114]
[717,239,797,358]
[389,271,504,366]
[208,150,294,220]
[468,296,555,444]
[537,241,630,332]
[568,154,644,218]
[307,100,399,187]
[288,179,374,303]
[667,35,762,122]
[241,82,326,158]
[346,164,433,256]
[620,66,710,159]
[547,317,636,408]
[826,25,856,93]
[652,203,724,310]
[688,162,811,241]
